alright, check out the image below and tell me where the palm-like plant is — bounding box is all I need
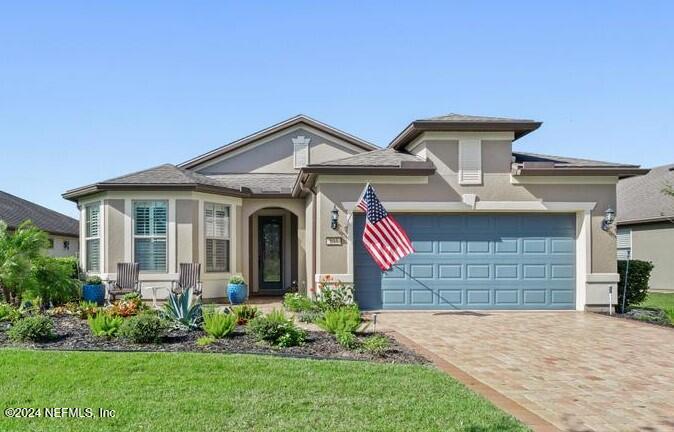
[0,221,49,304]
[162,286,202,329]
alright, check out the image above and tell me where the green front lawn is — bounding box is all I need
[0,350,527,432]
[638,292,674,323]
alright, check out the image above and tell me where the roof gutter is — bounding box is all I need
[62,183,291,202]
[513,167,650,178]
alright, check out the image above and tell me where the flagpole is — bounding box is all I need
[346,182,370,226]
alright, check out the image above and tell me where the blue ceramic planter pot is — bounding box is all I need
[82,284,106,306]
[227,283,248,305]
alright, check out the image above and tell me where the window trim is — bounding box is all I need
[132,199,169,273]
[204,201,231,273]
[84,201,101,273]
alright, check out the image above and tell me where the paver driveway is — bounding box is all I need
[379,312,674,432]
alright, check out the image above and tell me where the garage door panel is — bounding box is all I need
[354,213,576,310]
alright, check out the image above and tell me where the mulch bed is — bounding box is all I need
[0,315,428,364]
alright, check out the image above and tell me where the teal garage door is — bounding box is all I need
[354,213,576,310]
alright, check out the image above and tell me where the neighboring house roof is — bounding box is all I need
[178,114,378,170]
[511,152,649,177]
[63,164,297,200]
[617,163,674,225]
[388,113,542,150]
[0,191,79,237]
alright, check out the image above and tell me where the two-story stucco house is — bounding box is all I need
[63,114,647,311]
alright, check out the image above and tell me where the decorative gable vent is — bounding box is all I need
[459,139,482,185]
[293,135,311,168]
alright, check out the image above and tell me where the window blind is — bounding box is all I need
[134,201,168,272]
[204,202,230,272]
[85,203,101,272]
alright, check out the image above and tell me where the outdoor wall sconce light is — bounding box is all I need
[601,207,615,231]
[330,206,339,230]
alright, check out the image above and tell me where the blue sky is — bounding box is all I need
[1,1,672,217]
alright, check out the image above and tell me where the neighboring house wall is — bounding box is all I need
[195,128,361,174]
[627,222,674,292]
[46,234,79,258]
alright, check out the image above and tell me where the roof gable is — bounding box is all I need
[179,115,377,170]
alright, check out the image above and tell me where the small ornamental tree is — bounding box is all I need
[0,221,49,304]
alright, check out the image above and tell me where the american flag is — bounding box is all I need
[357,184,414,271]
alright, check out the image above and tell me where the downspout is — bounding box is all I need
[299,180,317,297]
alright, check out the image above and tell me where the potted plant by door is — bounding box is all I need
[227,274,248,305]
[82,276,106,306]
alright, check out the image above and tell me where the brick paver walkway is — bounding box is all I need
[379,312,674,432]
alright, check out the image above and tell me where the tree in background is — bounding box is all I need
[0,221,50,304]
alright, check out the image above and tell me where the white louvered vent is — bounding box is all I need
[459,139,482,185]
[293,135,311,168]
[616,228,632,260]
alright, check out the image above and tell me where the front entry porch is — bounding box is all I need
[242,199,307,297]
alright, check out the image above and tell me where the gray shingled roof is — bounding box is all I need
[617,164,674,224]
[315,148,425,167]
[513,152,639,168]
[0,191,79,236]
[205,174,298,194]
[63,164,297,199]
[424,113,537,123]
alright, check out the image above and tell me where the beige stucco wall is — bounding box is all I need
[314,135,617,285]
[176,199,199,264]
[195,127,362,175]
[629,222,674,291]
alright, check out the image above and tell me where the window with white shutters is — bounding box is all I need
[133,200,168,272]
[292,136,311,168]
[459,139,482,185]
[616,228,632,260]
[204,202,230,272]
[85,202,101,272]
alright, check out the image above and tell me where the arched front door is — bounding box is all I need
[258,215,283,293]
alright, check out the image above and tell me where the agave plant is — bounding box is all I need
[162,287,202,330]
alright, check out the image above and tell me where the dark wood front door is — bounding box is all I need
[258,216,283,292]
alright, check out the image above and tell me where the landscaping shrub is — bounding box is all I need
[335,331,359,349]
[316,306,362,335]
[229,304,259,325]
[29,256,81,307]
[88,313,124,338]
[316,276,354,310]
[162,287,202,329]
[361,334,391,356]
[0,302,21,322]
[119,312,165,343]
[108,299,143,317]
[75,301,99,319]
[283,293,315,312]
[196,335,216,346]
[0,221,50,304]
[8,315,55,342]
[248,309,306,347]
[297,309,324,324]
[203,309,237,338]
[618,260,654,312]
[85,276,103,285]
